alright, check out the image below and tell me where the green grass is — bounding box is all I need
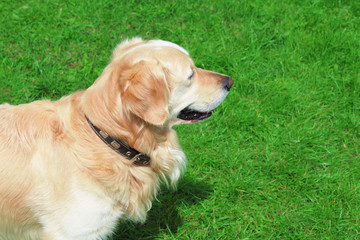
[1,0,360,239]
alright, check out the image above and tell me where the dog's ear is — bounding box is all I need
[120,60,169,125]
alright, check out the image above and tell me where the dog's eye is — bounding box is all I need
[187,70,194,80]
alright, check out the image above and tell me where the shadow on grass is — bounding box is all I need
[112,177,212,239]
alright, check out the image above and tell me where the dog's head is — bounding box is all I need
[89,38,232,128]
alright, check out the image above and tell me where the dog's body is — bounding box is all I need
[0,38,232,239]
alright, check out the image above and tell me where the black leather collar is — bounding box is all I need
[86,116,150,166]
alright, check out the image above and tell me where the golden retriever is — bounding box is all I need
[0,38,232,240]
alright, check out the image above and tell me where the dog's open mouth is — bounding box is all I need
[177,107,213,121]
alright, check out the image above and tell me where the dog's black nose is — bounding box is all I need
[223,76,233,91]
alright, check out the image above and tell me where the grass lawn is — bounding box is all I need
[1,0,360,239]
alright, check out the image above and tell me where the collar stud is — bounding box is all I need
[86,116,151,166]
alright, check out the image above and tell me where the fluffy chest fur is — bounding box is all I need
[37,140,186,240]
[39,182,124,240]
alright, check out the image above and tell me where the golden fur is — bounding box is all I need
[0,38,231,239]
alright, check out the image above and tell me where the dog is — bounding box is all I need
[0,38,232,240]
